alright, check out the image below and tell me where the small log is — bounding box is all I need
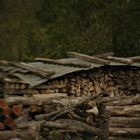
[105,56,133,64]
[30,104,38,113]
[110,117,140,128]
[36,84,67,89]
[5,93,67,106]
[12,105,23,116]
[35,58,91,68]
[67,52,110,65]
[94,52,114,58]
[110,127,140,138]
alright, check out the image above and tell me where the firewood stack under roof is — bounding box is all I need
[0,52,139,140]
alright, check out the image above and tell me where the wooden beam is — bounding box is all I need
[105,56,133,64]
[67,52,110,65]
[128,56,140,61]
[35,57,91,68]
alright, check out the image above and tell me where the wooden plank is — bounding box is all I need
[67,52,111,65]
[35,58,91,68]
[94,52,114,58]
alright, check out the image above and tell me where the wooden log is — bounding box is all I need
[42,119,101,136]
[106,95,140,106]
[35,92,104,120]
[110,117,140,128]
[97,101,110,140]
[36,84,67,89]
[35,58,91,68]
[110,127,140,138]
[67,52,111,65]
[0,130,35,140]
[5,93,68,106]
[105,56,133,64]
[12,105,23,116]
[107,104,140,117]
[128,56,140,61]
[0,122,5,130]
[94,52,114,58]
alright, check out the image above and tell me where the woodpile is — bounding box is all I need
[87,95,140,138]
[3,66,140,98]
[0,52,140,139]
[0,92,111,140]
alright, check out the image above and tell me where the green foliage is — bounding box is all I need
[0,0,140,61]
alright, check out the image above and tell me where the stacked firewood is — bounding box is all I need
[88,95,140,139]
[4,67,140,98]
[0,92,110,140]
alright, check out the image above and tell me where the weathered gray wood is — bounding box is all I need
[67,52,111,65]
[94,52,114,58]
[0,60,55,78]
[105,95,140,106]
[128,56,140,61]
[110,117,140,128]
[35,57,91,68]
[42,119,101,136]
[97,101,110,140]
[110,128,140,137]
[107,104,140,117]
[105,56,133,64]
[5,93,68,106]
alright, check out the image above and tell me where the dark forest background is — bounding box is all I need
[0,0,140,61]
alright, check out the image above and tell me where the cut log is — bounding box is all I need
[105,95,140,106]
[35,58,91,68]
[0,122,5,130]
[12,105,23,116]
[5,93,67,106]
[36,84,67,89]
[0,130,35,140]
[128,56,140,61]
[67,52,110,65]
[42,119,101,136]
[110,117,140,128]
[107,104,140,117]
[110,127,140,138]
[105,56,133,64]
